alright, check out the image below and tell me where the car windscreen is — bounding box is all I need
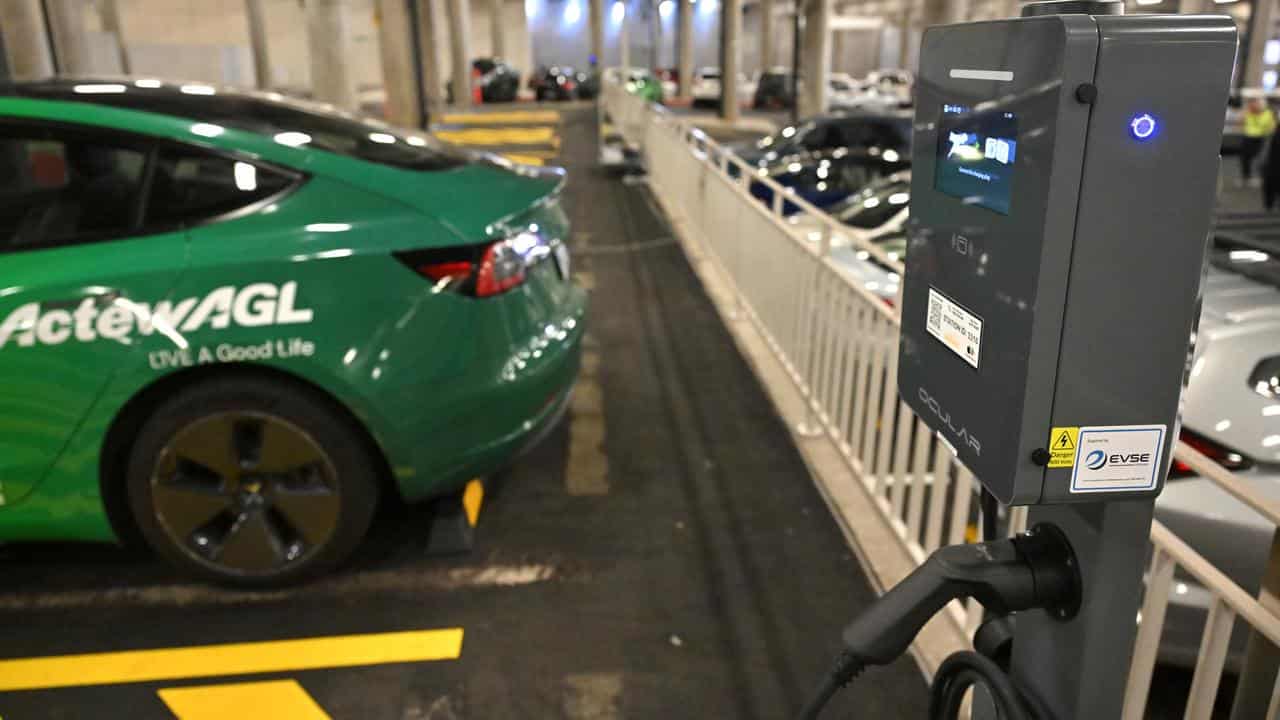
[32,91,470,171]
[757,120,816,151]
[832,117,912,150]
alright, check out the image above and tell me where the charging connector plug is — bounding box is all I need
[799,524,1079,719]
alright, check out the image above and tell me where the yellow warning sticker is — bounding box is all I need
[1048,427,1079,468]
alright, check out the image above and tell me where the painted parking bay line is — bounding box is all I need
[434,127,560,147]
[440,110,560,125]
[159,680,329,720]
[0,628,463,692]
[503,152,552,166]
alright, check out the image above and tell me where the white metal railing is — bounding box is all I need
[601,80,1280,719]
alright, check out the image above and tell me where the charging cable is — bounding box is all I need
[798,524,1080,720]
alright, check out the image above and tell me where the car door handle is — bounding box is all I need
[43,289,121,311]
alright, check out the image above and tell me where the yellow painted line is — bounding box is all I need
[159,680,330,720]
[0,628,464,692]
[440,110,560,125]
[435,127,560,147]
[566,349,609,497]
[503,153,547,166]
[463,478,484,527]
[504,152,550,165]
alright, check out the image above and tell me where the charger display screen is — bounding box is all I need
[935,104,1018,215]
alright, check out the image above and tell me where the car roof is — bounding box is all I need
[0,77,346,123]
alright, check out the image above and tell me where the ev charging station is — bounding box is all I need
[802,2,1238,718]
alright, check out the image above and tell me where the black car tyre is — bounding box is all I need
[126,376,380,587]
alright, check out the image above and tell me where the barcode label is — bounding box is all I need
[925,287,982,369]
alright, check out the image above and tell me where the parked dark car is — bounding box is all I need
[731,112,912,170]
[446,57,520,103]
[576,69,601,100]
[474,57,520,102]
[743,114,912,213]
[750,147,909,213]
[530,66,580,101]
[754,70,796,110]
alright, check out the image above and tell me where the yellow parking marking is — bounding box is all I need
[159,680,329,720]
[441,110,560,125]
[567,347,609,497]
[463,478,484,527]
[504,153,548,166]
[435,127,560,147]
[0,628,464,692]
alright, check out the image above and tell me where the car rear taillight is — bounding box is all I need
[1168,428,1253,478]
[395,237,529,298]
[419,260,473,283]
[475,240,526,297]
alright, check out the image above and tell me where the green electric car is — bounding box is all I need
[0,80,586,585]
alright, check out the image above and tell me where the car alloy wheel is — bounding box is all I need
[149,411,342,576]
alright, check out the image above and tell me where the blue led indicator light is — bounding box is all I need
[1130,113,1157,140]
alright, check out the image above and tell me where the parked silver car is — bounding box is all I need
[1154,230,1280,667]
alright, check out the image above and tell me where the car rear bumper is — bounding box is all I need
[393,285,587,502]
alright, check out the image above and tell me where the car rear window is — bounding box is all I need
[1209,235,1280,287]
[147,146,295,227]
[1249,356,1280,398]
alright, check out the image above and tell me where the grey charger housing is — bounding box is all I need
[898,10,1237,505]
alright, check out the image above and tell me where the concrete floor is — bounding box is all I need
[0,106,928,719]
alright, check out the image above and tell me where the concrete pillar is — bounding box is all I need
[506,0,533,82]
[1245,0,1277,87]
[45,0,91,75]
[897,7,912,69]
[620,6,631,68]
[832,28,844,74]
[677,0,693,96]
[761,0,775,71]
[1179,0,1219,12]
[245,0,272,88]
[100,0,130,75]
[801,0,831,117]
[448,0,473,107]
[417,0,447,117]
[720,0,742,121]
[490,0,506,58]
[377,0,419,126]
[589,0,605,65]
[920,0,950,29]
[307,0,357,109]
[0,0,54,79]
